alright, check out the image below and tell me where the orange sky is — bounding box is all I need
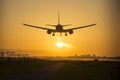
[1,0,119,57]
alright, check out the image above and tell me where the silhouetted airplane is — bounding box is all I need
[23,12,96,36]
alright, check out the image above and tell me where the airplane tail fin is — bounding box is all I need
[58,12,60,24]
[57,12,72,27]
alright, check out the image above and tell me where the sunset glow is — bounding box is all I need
[1,0,119,57]
[57,42,66,48]
[1,1,120,80]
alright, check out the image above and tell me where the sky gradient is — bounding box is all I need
[1,0,120,57]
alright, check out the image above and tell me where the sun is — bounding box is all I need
[57,42,65,48]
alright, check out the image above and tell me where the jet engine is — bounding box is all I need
[69,30,73,34]
[47,30,52,34]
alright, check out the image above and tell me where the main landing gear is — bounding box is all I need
[65,33,68,36]
[52,33,68,36]
[52,33,55,36]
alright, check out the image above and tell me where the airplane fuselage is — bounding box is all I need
[56,24,63,32]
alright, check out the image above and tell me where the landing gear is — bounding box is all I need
[65,32,68,36]
[52,33,55,36]
[52,32,55,36]
[51,32,68,36]
[65,33,68,36]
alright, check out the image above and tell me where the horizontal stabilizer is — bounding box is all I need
[46,24,56,27]
[62,24,72,27]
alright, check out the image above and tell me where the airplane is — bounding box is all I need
[23,12,96,36]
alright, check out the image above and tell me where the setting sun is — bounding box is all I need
[57,42,66,48]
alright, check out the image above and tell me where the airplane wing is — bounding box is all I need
[64,24,96,31]
[23,23,55,31]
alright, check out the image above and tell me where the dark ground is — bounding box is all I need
[0,59,120,80]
